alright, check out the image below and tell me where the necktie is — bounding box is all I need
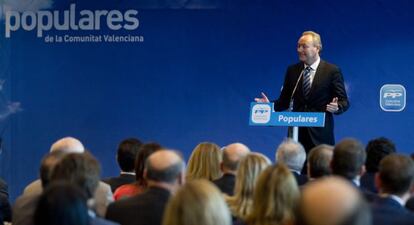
[302,66,312,97]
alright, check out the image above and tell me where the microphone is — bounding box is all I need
[288,70,305,111]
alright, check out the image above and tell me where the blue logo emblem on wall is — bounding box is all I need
[380,84,406,112]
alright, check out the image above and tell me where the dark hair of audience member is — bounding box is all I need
[379,154,414,195]
[135,142,163,186]
[34,182,89,225]
[39,151,67,188]
[117,138,143,172]
[331,138,366,180]
[49,152,100,199]
[365,137,396,173]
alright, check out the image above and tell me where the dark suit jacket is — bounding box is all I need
[371,197,414,225]
[292,171,308,186]
[213,173,236,196]
[0,178,11,223]
[103,174,136,193]
[274,60,349,151]
[105,187,170,225]
[360,172,377,193]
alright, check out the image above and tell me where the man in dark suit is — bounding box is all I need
[275,138,308,186]
[255,31,349,156]
[105,150,185,225]
[103,138,142,193]
[0,178,11,224]
[371,154,414,225]
[213,143,250,196]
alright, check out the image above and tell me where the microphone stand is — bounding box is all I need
[288,70,304,142]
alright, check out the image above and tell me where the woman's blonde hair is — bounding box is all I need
[186,142,222,181]
[226,153,271,220]
[246,164,300,225]
[163,179,231,225]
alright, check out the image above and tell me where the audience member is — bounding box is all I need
[307,144,333,180]
[186,142,222,181]
[103,138,142,193]
[275,138,308,185]
[213,143,250,195]
[34,182,90,225]
[163,179,231,225]
[245,164,300,225]
[105,150,185,225]
[22,137,113,216]
[298,176,371,225]
[360,137,396,193]
[226,153,270,221]
[371,154,414,225]
[13,151,66,225]
[331,138,366,189]
[0,177,12,224]
[113,143,162,200]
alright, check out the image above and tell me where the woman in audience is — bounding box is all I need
[226,153,271,222]
[186,142,222,181]
[113,142,162,200]
[245,164,300,225]
[34,182,89,225]
[163,179,231,225]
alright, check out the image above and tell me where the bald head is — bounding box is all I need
[222,143,250,171]
[145,150,185,183]
[299,177,370,225]
[50,137,84,153]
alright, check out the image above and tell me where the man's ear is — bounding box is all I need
[220,162,224,172]
[360,165,366,176]
[143,169,148,180]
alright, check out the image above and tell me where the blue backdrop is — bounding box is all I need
[1,0,413,200]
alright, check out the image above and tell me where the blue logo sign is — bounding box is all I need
[249,103,325,127]
[380,84,406,112]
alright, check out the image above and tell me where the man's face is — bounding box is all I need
[297,34,320,65]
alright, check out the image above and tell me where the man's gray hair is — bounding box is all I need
[275,138,306,172]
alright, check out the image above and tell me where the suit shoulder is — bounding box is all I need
[286,62,302,71]
[320,60,341,72]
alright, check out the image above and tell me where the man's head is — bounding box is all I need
[50,137,84,153]
[331,138,366,180]
[144,150,185,190]
[365,137,396,173]
[49,152,101,199]
[221,143,250,174]
[297,31,322,65]
[116,138,142,172]
[39,151,67,188]
[298,177,371,225]
[275,139,306,172]
[307,144,334,179]
[376,154,414,197]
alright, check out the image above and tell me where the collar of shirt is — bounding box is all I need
[120,171,136,176]
[379,193,405,206]
[304,57,321,84]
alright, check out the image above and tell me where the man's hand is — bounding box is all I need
[254,92,270,103]
[326,97,339,113]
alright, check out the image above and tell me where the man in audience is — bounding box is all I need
[331,138,366,188]
[213,143,250,195]
[103,138,142,192]
[105,150,185,225]
[371,154,414,225]
[22,136,113,217]
[361,137,396,193]
[0,177,11,224]
[298,176,371,225]
[307,144,333,180]
[13,151,66,225]
[275,138,308,185]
